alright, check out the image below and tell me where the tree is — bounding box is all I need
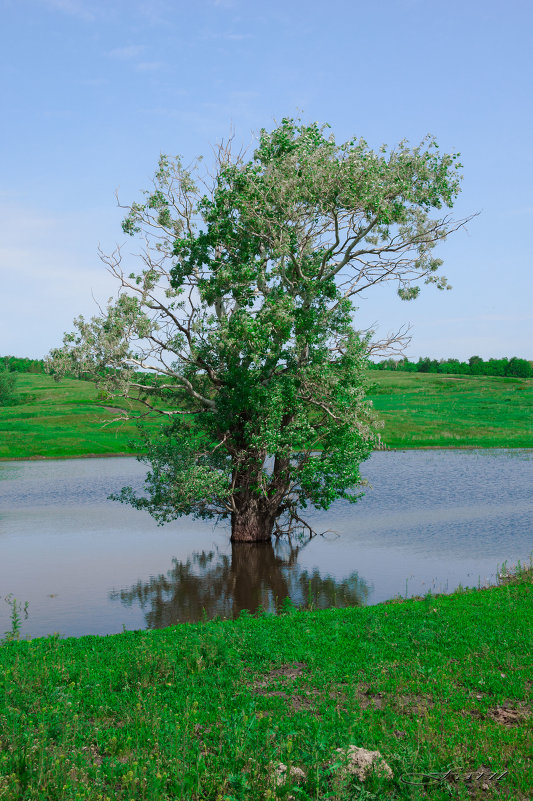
[506,357,532,378]
[47,117,472,543]
[0,361,17,406]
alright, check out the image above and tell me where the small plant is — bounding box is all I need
[280,596,298,615]
[2,594,29,642]
[498,556,533,586]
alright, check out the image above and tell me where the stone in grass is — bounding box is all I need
[333,745,393,782]
[274,763,307,786]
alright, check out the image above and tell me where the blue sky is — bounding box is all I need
[1,0,532,360]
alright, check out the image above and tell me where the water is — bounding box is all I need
[0,450,531,639]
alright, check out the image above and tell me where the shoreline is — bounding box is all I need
[2,444,533,462]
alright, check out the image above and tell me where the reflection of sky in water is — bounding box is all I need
[0,450,532,639]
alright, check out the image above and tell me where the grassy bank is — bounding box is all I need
[0,567,531,800]
[0,371,532,459]
[0,374,157,459]
[369,372,533,449]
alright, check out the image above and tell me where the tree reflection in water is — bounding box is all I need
[110,539,369,629]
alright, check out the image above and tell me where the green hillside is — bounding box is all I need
[0,374,156,459]
[0,371,532,460]
[368,371,533,449]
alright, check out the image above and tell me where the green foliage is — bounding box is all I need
[370,355,533,378]
[47,117,471,540]
[0,364,18,407]
[0,356,45,374]
[2,595,29,642]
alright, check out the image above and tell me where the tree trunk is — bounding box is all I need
[229,451,291,542]
[231,501,275,542]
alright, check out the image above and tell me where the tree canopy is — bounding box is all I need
[47,117,471,542]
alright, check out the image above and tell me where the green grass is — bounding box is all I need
[1,371,532,459]
[367,371,533,449]
[0,374,159,459]
[1,566,531,800]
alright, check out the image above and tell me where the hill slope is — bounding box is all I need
[0,371,532,459]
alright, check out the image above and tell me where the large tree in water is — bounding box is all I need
[48,117,471,542]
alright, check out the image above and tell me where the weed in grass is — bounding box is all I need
[2,594,29,642]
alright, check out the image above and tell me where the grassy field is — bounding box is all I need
[0,374,157,459]
[0,566,531,800]
[0,371,532,459]
[367,371,533,449]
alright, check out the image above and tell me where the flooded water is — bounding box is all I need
[0,450,532,639]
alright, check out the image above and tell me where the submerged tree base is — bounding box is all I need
[230,509,276,543]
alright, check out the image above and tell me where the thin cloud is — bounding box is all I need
[199,30,253,42]
[136,61,163,72]
[108,45,146,61]
[503,205,533,217]
[135,0,173,26]
[221,32,252,40]
[424,314,533,325]
[40,0,96,21]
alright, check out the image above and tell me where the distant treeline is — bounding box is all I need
[2,356,46,374]
[370,356,533,378]
[3,354,533,380]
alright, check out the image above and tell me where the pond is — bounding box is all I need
[0,450,532,639]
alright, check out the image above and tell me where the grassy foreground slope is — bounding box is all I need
[0,371,532,459]
[0,570,531,800]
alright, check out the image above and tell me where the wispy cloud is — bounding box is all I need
[40,0,96,21]
[423,314,533,325]
[136,61,163,72]
[108,45,145,61]
[503,205,533,217]
[107,45,165,73]
[220,32,252,40]
[135,0,173,26]
[199,30,253,42]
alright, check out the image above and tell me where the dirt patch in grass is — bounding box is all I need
[253,674,436,719]
[486,703,530,726]
[80,744,104,766]
[99,405,129,415]
[252,663,351,715]
[391,693,436,716]
[252,661,307,690]
[468,701,530,726]
[265,662,307,680]
[253,687,321,715]
[355,683,385,710]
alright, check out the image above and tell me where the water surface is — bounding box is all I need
[0,450,531,639]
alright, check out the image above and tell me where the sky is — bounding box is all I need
[1,0,532,361]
